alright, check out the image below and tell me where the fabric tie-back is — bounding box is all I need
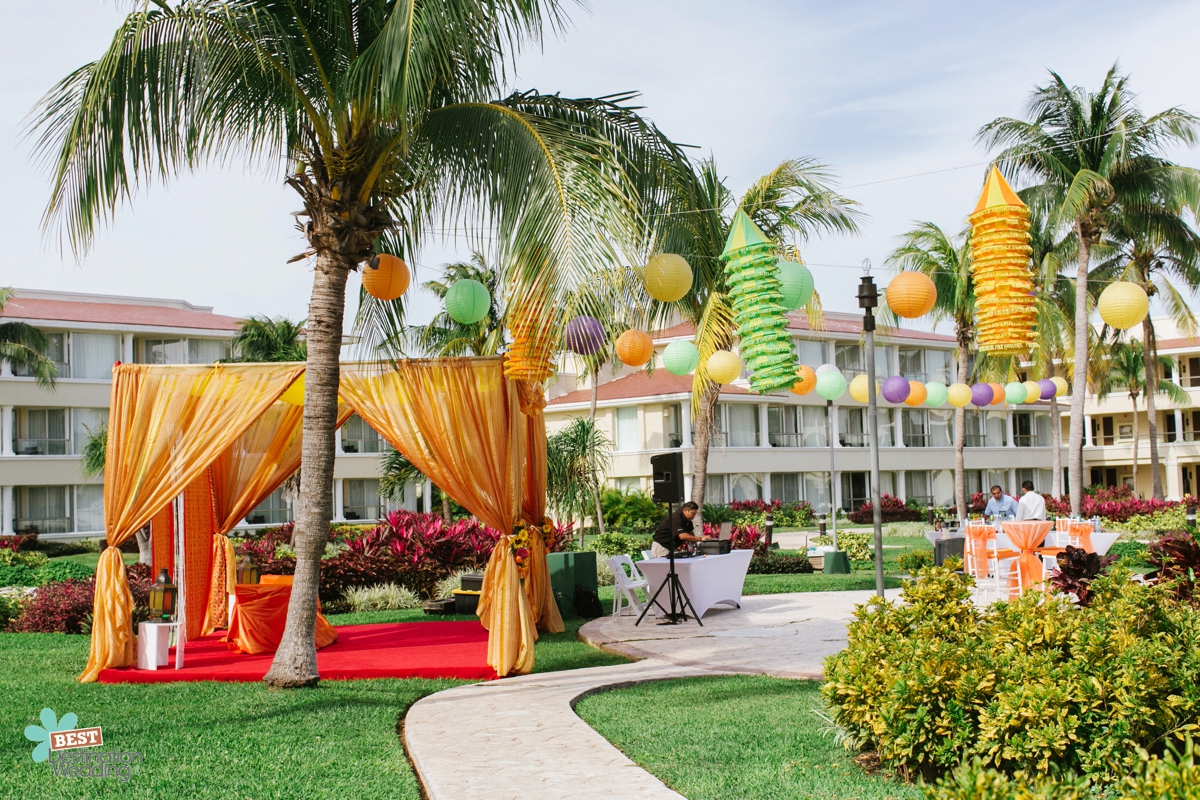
[476,535,536,676]
[80,363,304,683]
[1001,521,1053,596]
[965,525,995,578]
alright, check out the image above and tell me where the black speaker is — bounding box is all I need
[651,451,685,504]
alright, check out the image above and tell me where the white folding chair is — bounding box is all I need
[607,555,649,620]
[979,536,1019,603]
[641,549,654,561]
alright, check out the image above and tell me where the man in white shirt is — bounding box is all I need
[1015,480,1046,521]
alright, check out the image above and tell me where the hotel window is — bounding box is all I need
[715,404,759,447]
[1014,412,1051,447]
[835,343,864,377]
[965,470,1008,496]
[343,479,382,521]
[898,347,925,381]
[74,485,104,533]
[769,471,832,514]
[796,339,826,368]
[142,338,187,364]
[729,473,761,501]
[614,406,639,452]
[767,405,827,447]
[841,472,894,511]
[926,350,954,384]
[1016,469,1053,493]
[931,470,956,507]
[15,486,70,535]
[188,338,231,364]
[965,410,1007,447]
[14,408,69,455]
[246,487,292,525]
[70,333,120,379]
[705,474,727,504]
[13,332,67,379]
[614,477,641,493]
[770,473,802,503]
[928,408,953,447]
[905,471,933,505]
[663,403,683,448]
[901,409,929,447]
[341,414,383,453]
[804,472,832,514]
[72,408,108,455]
[838,408,893,447]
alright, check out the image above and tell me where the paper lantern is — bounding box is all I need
[882,375,911,404]
[362,254,410,301]
[565,315,605,356]
[924,382,948,407]
[816,364,839,375]
[721,210,799,393]
[791,365,818,395]
[849,373,871,403]
[947,383,972,408]
[1051,376,1068,397]
[971,383,994,407]
[615,330,654,367]
[905,380,927,406]
[1037,379,1056,400]
[445,279,490,324]
[777,260,815,310]
[707,351,742,384]
[988,382,1006,405]
[662,340,699,376]
[1022,380,1041,404]
[279,374,305,406]
[815,369,847,401]
[1003,381,1027,405]
[644,253,693,303]
[969,167,1036,356]
[1097,281,1149,330]
[886,271,937,319]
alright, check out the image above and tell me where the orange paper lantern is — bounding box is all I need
[362,254,410,301]
[886,271,937,319]
[791,365,818,395]
[614,329,654,367]
[988,382,1006,406]
[904,380,928,406]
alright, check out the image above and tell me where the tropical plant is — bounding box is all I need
[0,288,58,388]
[978,64,1200,514]
[402,252,505,358]
[886,223,974,517]
[650,159,861,515]
[1147,529,1200,603]
[233,316,307,362]
[36,0,684,687]
[341,582,420,612]
[1093,339,1188,495]
[546,417,611,545]
[1047,545,1116,606]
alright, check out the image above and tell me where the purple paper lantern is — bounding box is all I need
[881,375,911,404]
[970,383,994,407]
[565,315,605,356]
[1038,379,1056,400]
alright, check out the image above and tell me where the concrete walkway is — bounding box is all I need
[402,590,895,800]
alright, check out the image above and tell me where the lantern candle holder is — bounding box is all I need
[149,568,177,621]
[236,555,261,585]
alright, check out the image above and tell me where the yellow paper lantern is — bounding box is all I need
[614,329,654,367]
[644,254,693,303]
[969,167,1036,356]
[886,271,937,319]
[791,365,818,395]
[849,373,872,403]
[1097,281,1149,330]
[362,254,410,301]
[1022,380,1042,404]
[707,350,742,384]
[988,382,1006,406]
[947,382,973,408]
[1051,376,1068,397]
[904,380,928,406]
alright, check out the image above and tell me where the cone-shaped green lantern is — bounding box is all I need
[721,211,800,393]
[445,279,490,324]
[776,260,814,310]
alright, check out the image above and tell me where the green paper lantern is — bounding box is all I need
[662,341,699,376]
[1003,381,1027,405]
[776,260,814,311]
[923,381,948,407]
[444,279,490,324]
[815,369,847,401]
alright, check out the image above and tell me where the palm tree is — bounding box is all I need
[652,159,861,512]
[0,288,58,388]
[1093,196,1200,498]
[977,64,1199,514]
[233,316,307,362]
[36,0,683,688]
[546,416,611,546]
[1094,340,1188,495]
[886,223,974,518]
[401,253,505,358]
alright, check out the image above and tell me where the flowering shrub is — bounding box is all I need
[1147,530,1200,603]
[847,494,922,524]
[967,493,987,513]
[814,532,873,562]
[1043,484,1181,524]
[0,533,37,552]
[1107,505,1187,533]
[6,579,96,633]
[728,499,814,528]
[1047,545,1116,606]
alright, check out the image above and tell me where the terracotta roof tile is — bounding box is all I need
[651,312,954,343]
[548,369,752,406]
[1,296,242,332]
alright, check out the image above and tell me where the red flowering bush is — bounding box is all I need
[848,494,923,524]
[1147,530,1200,603]
[0,533,37,553]
[7,562,155,634]
[237,523,297,575]
[968,493,987,513]
[1043,486,1180,524]
[701,522,764,552]
[543,520,575,553]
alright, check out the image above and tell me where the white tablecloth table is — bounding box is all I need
[635,548,754,619]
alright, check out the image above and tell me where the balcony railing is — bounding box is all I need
[341,438,383,454]
[246,508,291,525]
[666,433,684,448]
[1013,434,1049,448]
[903,433,929,447]
[14,438,70,456]
[342,506,382,521]
[900,371,927,383]
[839,432,867,447]
[15,517,71,535]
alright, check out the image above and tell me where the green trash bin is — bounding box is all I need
[546,552,577,616]
[823,550,851,574]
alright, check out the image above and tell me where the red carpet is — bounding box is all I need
[97,622,496,684]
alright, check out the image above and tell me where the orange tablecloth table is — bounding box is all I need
[1000,521,1053,596]
[224,583,338,655]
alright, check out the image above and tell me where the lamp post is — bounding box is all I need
[859,259,885,599]
[827,399,838,551]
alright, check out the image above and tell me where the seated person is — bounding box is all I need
[983,485,1018,519]
[652,501,703,558]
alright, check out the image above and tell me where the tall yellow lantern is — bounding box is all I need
[1097,281,1149,330]
[969,167,1036,356]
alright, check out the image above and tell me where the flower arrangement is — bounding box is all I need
[511,526,533,579]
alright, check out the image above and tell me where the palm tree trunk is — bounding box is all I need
[1130,392,1140,496]
[954,344,968,520]
[593,483,606,536]
[1068,226,1092,515]
[441,492,451,524]
[264,249,349,689]
[1049,364,1063,497]
[589,368,599,419]
[1142,316,1165,499]
[689,381,720,522]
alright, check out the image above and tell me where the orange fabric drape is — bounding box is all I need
[201,533,237,635]
[150,504,174,579]
[338,359,539,675]
[1002,521,1053,595]
[224,584,337,655]
[965,525,996,578]
[80,363,303,683]
[182,472,216,641]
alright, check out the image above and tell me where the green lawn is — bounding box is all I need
[576,674,920,800]
[47,552,139,569]
[0,609,626,799]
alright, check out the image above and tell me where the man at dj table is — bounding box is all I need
[651,501,704,558]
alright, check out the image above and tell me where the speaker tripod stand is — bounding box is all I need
[635,545,702,627]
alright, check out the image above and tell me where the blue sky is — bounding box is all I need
[1,0,1197,331]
